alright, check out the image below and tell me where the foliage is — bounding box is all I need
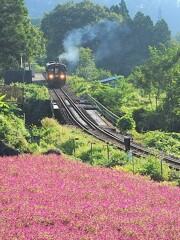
[68,74,139,116]
[139,156,170,181]
[0,154,180,239]
[11,83,49,102]
[153,19,171,46]
[115,155,172,183]
[31,18,41,28]
[0,84,50,153]
[37,118,127,168]
[117,115,135,132]
[0,113,30,152]
[60,139,75,155]
[169,169,180,186]
[104,151,128,168]
[67,76,89,97]
[140,131,180,158]
[131,44,180,132]
[0,95,9,110]
[132,44,180,108]
[0,0,45,73]
[89,81,123,114]
[175,32,180,42]
[110,0,130,21]
[75,47,111,81]
[132,108,161,132]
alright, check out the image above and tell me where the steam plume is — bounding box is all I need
[59,24,97,70]
[59,19,131,72]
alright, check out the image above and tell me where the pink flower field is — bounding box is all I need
[0,154,180,240]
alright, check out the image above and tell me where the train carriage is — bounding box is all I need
[46,61,66,88]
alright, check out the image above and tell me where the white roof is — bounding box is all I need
[99,75,123,83]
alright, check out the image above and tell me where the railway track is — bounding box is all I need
[49,86,180,169]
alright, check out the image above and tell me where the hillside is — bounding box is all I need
[25,0,180,34]
[0,154,180,239]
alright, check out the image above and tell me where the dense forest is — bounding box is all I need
[41,0,171,76]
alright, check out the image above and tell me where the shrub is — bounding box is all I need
[117,115,135,132]
[0,113,30,152]
[141,131,180,158]
[139,156,170,181]
[60,139,75,155]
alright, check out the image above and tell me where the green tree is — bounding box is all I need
[130,13,171,69]
[115,77,136,107]
[133,44,180,108]
[132,12,154,57]
[75,48,98,81]
[175,32,180,42]
[75,47,111,81]
[110,0,130,20]
[153,19,171,47]
[132,44,180,132]
[0,0,45,72]
[90,81,123,115]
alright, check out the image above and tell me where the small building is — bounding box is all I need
[99,75,123,87]
[4,70,32,85]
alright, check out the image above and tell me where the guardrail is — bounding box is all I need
[84,94,120,125]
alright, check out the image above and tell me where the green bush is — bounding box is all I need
[79,150,93,164]
[11,83,49,101]
[141,131,180,158]
[117,115,135,133]
[60,139,75,155]
[169,170,180,186]
[0,113,30,152]
[105,152,127,168]
[139,157,170,181]
[132,108,161,132]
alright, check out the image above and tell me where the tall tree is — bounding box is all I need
[75,47,98,81]
[0,0,44,72]
[119,0,130,20]
[153,19,171,47]
[132,44,180,110]
[132,12,154,58]
[110,0,130,21]
[75,47,111,81]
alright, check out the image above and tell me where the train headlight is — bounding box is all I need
[48,74,54,80]
[59,74,65,79]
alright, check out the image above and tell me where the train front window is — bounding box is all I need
[55,68,59,74]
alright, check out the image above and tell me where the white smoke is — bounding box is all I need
[59,19,130,72]
[59,24,98,70]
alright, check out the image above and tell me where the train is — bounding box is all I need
[45,61,66,87]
